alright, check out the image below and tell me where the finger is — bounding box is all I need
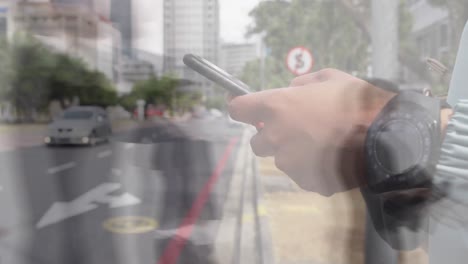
[225,94,236,103]
[250,131,277,157]
[289,68,337,87]
[228,90,276,125]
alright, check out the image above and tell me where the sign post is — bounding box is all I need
[286,46,314,76]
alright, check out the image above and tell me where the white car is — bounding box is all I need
[44,106,112,146]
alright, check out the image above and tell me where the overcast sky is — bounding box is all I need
[133,0,260,54]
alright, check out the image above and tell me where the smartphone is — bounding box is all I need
[183,54,251,96]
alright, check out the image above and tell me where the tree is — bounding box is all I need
[5,33,56,118]
[242,0,427,89]
[0,32,118,120]
[243,0,369,88]
[133,76,178,108]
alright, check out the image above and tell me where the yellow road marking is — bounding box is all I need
[103,216,158,234]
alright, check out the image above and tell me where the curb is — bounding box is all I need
[252,158,275,264]
[213,129,275,264]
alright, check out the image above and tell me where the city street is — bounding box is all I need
[0,117,243,264]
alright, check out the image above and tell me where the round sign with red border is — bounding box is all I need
[286,46,314,76]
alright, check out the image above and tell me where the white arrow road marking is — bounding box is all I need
[37,182,141,229]
[97,150,113,159]
[47,162,76,175]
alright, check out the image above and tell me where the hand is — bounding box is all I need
[229,69,395,196]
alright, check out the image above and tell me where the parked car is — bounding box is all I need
[44,106,112,146]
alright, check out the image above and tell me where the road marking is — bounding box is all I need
[0,185,3,192]
[37,183,141,229]
[97,150,112,159]
[47,162,76,175]
[157,137,239,264]
[111,168,123,176]
[103,216,158,234]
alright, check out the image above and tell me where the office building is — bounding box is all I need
[163,0,220,97]
[220,43,258,77]
[111,0,133,57]
[51,0,110,18]
[408,0,450,60]
[12,1,121,83]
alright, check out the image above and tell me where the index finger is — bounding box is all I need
[228,90,276,125]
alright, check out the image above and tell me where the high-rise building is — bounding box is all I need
[163,0,219,97]
[220,43,258,77]
[51,0,110,18]
[111,0,133,57]
[13,1,121,83]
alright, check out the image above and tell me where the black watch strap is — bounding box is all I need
[366,91,441,193]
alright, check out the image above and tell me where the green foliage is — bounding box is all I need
[243,0,370,88]
[125,75,199,115]
[241,57,294,90]
[205,96,226,111]
[132,76,178,108]
[0,32,118,119]
[242,0,431,86]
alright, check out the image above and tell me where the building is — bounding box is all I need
[407,0,450,60]
[163,0,220,97]
[110,0,132,57]
[118,59,155,94]
[51,0,110,18]
[12,1,121,83]
[134,49,164,76]
[220,43,258,77]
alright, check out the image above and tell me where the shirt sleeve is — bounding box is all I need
[429,99,468,228]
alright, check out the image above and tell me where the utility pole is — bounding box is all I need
[365,1,400,264]
[370,0,399,81]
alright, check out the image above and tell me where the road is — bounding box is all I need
[0,117,243,264]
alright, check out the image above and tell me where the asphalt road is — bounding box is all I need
[0,117,243,264]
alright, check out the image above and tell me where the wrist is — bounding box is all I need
[440,108,453,138]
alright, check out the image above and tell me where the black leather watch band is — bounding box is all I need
[365,91,441,194]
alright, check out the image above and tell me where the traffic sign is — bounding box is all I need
[286,46,314,76]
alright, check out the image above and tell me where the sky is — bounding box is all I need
[133,0,260,54]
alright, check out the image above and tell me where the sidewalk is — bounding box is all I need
[257,157,429,264]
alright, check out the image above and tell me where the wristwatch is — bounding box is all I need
[365,90,442,194]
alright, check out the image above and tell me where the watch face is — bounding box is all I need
[366,102,438,193]
[375,120,423,175]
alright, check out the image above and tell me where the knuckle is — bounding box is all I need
[289,76,304,87]
[316,68,336,79]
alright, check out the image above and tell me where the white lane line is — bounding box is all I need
[47,162,76,175]
[111,168,123,176]
[98,150,113,159]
